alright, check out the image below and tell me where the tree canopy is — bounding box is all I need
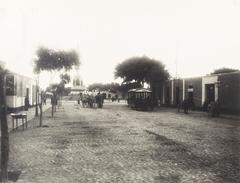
[115,56,170,85]
[87,83,103,91]
[88,83,120,92]
[60,73,71,85]
[33,47,80,74]
[118,82,142,92]
[211,67,239,75]
[46,74,71,96]
[0,65,8,76]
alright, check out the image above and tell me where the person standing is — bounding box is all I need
[24,96,29,110]
[183,99,189,114]
[96,92,103,108]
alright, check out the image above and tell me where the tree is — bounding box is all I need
[57,74,71,106]
[118,82,142,98]
[33,47,79,74]
[33,46,80,120]
[60,73,71,85]
[106,83,120,93]
[211,67,239,75]
[87,83,104,91]
[0,66,9,182]
[87,83,120,93]
[115,56,170,87]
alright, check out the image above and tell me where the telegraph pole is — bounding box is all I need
[175,40,179,79]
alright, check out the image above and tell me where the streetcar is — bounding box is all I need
[5,72,37,112]
[127,88,157,111]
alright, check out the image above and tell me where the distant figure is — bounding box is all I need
[96,92,103,108]
[87,94,93,108]
[183,99,189,114]
[177,100,182,112]
[111,96,115,102]
[82,95,88,108]
[214,100,220,117]
[43,96,47,105]
[24,96,30,110]
[208,100,220,117]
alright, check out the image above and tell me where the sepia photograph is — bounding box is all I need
[0,0,240,182]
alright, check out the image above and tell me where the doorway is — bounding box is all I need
[175,86,180,105]
[26,88,29,98]
[205,84,215,102]
[166,86,170,105]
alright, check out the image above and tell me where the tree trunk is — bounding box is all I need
[35,88,38,117]
[0,75,9,182]
[51,104,54,118]
[39,94,42,127]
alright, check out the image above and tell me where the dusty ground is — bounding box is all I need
[8,101,240,183]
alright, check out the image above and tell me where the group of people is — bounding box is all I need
[178,98,220,117]
[78,92,104,108]
[177,99,194,114]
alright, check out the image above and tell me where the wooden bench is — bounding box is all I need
[10,113,28,130]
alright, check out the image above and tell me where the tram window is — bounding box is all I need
[6,75,15,96]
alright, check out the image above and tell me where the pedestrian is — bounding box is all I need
[183,99,189,114]
[96,92,103,108]
[24,96,29,111]
[43,96,46,105]
[177,100,182,112]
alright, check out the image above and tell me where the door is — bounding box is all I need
[166,86,170,105]
[205,84,215,102]
[26,88,29,98]
[175,86,180,105]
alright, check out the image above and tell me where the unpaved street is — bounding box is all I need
[9,101,240,183]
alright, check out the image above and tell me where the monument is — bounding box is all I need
[70,66,86,95]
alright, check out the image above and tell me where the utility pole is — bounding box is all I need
[175,40,179,79]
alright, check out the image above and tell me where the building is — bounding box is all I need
[160,71,240,114]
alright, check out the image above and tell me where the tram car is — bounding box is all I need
[5,72,37,112]
[127,88,157,111]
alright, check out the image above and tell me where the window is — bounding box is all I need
[6,75,15,96]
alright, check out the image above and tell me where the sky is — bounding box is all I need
[0,0,240,88]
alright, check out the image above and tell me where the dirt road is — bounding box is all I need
[9,101,240,183]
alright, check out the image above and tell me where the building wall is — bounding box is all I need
[162,78,202,107]
[172,79,184,106]
[218,72,240,114]
[160,72,240,114]
[184,77,202,108]
[162,80,172,106]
